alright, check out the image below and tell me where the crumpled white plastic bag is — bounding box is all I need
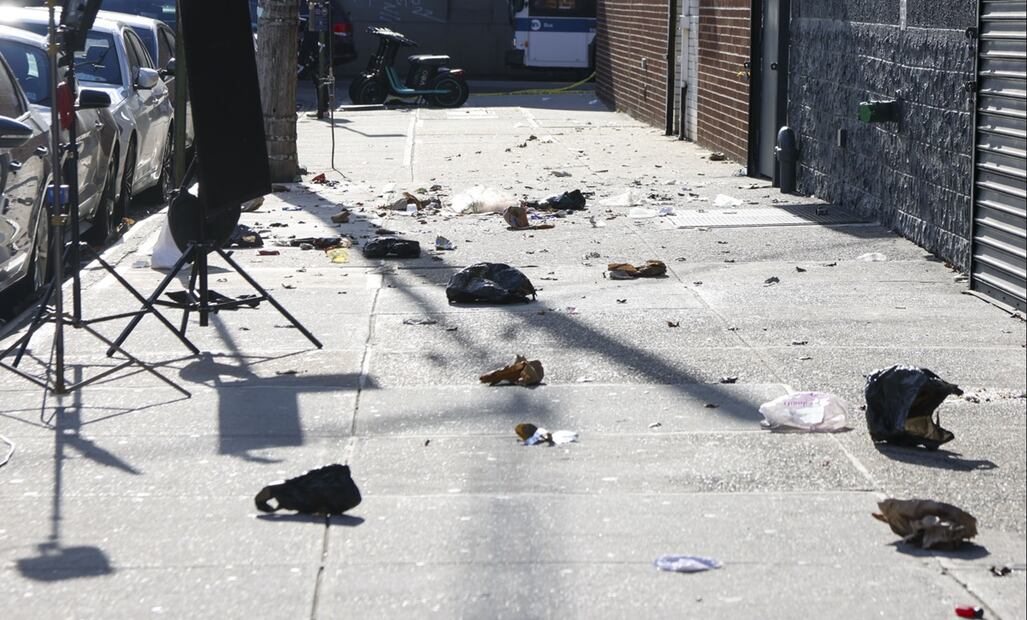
[450,186,518,214]
[758,391,849,432]
[150,213,182,270]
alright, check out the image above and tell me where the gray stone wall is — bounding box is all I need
[788,0,978,268]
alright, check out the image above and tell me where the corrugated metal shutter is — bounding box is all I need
[972,0,1027,311]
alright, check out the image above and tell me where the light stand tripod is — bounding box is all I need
[106,158,323,356]
[0,1,190,397]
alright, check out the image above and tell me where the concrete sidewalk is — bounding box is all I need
[1,87,1024,619]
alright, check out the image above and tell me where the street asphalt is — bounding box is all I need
[0,83,1024,619]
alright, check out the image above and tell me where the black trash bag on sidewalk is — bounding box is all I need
[255,464,362,515]
[446,262,536,304]
[225,224,264,248]
[864,365,963,450]
[363,238,421,259]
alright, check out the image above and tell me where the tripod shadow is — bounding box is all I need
[16,384,138,581]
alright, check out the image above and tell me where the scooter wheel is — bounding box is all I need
[354,78,388,105]
[348,75,367,104]
[427,76,469,108]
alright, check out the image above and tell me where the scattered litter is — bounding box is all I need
[331,208,350,224]
[503,206,554,230]
[598,190,639,208]
[480,355,544,386]
[865,365,962,450]
[254,464,362,515]
[282,205,302,212]
[719,376,739,384]
[857,252,888,262]
[872,498,977,549]
[713,194,743,207]
[588,216,606,228]
[791,339,808,346]
[435,236,455,251]
[795,266,807,273]
[326,248,349,263]
[447,263,536,304]
[648,422,663,429]
[764,276,780,286]
[525,189,588,212]
[989,565,1012,577]
[515,423,578,446]
[451,186,519,214]
[955,606,984,619]
[550,170,572,178]
[226,224,264,249]
[704,403,718,409]
[667,321,680,328]
[824,262,837,267]
[290,237,349,250]
[607,260,667,279]
[759,392,849,432]
[275,370,298,376]
[654,554,722,573]
[709,152,726,161]
[258,249,280,256]
[310,172,328,184]
[363,238,421,259]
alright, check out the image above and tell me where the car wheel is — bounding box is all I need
[143,128,175,204]
[83,157,118,245]
[354,78,387,105]
[427,76,469,108]
[117,138,137,217]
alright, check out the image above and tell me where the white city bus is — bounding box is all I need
[506,0,596,70]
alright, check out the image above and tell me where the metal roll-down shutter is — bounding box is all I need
[972,0,1027,311]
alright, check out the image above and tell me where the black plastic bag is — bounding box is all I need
[225,224,263,248]
[864,365,962,450]
[525,189,588,212]
[446,262,536,304]
[363,238,421,259]
[254,464,362,515]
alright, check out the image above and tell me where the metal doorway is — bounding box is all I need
[971,0,1027,312]
[752,0,789,180]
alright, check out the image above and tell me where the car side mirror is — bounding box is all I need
[77,89,112,110]
[0,116,33,149]
[135,67,161,90]
[159,57,176,78]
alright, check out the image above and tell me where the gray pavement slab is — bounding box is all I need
[1,86,1023,618]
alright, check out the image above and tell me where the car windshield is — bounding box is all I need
[0,39,51,105]
[101,0,176,26]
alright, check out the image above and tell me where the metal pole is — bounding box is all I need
[47,0,66,393]
[65,34,82,325]
[174,3,187,185]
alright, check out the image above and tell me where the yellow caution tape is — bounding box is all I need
[474,72,596,97]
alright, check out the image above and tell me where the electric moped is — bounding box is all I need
[349,27,469,108]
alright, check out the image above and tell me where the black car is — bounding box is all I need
[249,0,357,74]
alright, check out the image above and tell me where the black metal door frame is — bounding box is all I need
[747,0,790,182]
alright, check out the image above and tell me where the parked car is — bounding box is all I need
[249,0,357,77]
[0,7,175,215]
[99,10,193,150]
[0,25,121,244]
[0,49,50,303]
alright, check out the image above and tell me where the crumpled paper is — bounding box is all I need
[872,498,978,549]
[608,260,667,279]
[480,355,544,386]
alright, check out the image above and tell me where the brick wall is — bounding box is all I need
[696,0,750,162]
[596,0,671,129]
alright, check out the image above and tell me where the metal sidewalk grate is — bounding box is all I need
[661,205,871,228]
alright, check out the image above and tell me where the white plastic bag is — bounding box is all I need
[450,186,518,214]
[150,214,182,270]
[758,391,849,432]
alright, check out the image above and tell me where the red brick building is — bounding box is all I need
[596,0,752,165]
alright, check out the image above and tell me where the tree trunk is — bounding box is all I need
[256,0,299,182]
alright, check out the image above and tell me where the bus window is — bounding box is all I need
[529,0,595,18]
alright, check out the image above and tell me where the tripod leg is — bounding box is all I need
[80,322,191,397]
[88,249,200,356]
[215,247,323,348]
[180,253,201,335]
[107,245,195,356]
[5,276,59,367]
